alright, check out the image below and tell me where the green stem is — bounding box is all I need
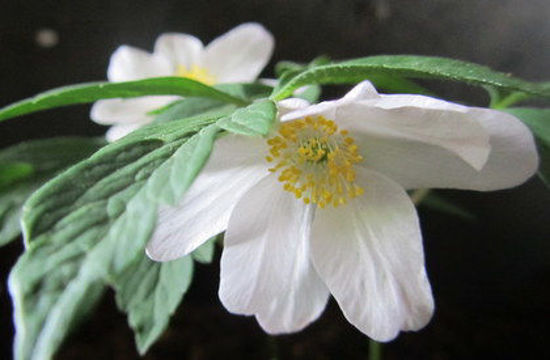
[267,336,279,360]
[491,91,530,109]
[368,338,382,360]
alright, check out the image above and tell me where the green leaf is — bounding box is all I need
[0,77,249,123]
[153,98,235,124]
[9,110,228,360]
[0,137,106,246]
[275,60,307,77]
[216,82,273,100]
[0,137,107,176]
[503,108,550,185]
[146,123,221,205]
[114,254,193,354]
[217,100,277,136]
[275,56,331,78]
[271,55,550,101]
[0,178,43,246]
[152,83,272,124]
[0,163,34,189]
[191,235,218,264]
[505,108,550,144]
[293,85,322,103]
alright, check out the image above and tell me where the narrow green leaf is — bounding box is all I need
[0,163,34,189]
[215,82,273,100]
[217,100,277,136]
[0,178,43,246]
[191,235,218,264]
[275,60,306,77]
[0,77,248,123]
[294,85,322,103]
[0,137,106,246]
[0,137,107,174]
[275,56,331,78]
[9,110,228,360]
[152,83,271,124]
[271,55,550,100]
[503,108,550,185]
[275,63,433,98]
[153,98,234,124]
[114,255,193,354]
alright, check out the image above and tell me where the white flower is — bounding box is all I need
[91,23,274,141]
[146,81,538,341]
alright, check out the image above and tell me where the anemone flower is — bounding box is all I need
[146,81,538,341]
[91,23,274,141]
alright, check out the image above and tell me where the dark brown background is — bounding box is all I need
[1,0,549,359]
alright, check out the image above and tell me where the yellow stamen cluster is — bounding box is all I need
[175,64,216,85]
[266,116,364,208]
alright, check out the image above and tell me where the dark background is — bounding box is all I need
[1,0,549,359]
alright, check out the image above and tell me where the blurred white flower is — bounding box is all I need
[146,81,538,341]
[91,23,274,141]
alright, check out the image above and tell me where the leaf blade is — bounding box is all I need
[9,110,228,359]
[0,137,106,246]
[271,55,550,100]
[217,100,277,136]
[114,255,194,354]
[0,77,248,122]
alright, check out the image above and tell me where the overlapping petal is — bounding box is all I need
[107,45,172,82]
[337,93,491,171]
[219,176,330,333]
[146,134,268,261]
[281,81,379,122]
[90,96,179,125]
[203,23,274,83]
[310,168,434,341]
[284,82,491,171]
[105,123,144,143]
[154,33,204,71]
[354,107,538,190]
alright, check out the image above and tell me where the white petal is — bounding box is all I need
[90,96,179,125]
[356,108,538,190]
[310,168,434,342]
[153,33,204,70]
[341,80,380,101]
[219,175,329,333]
[202,23,274,83]
[107,45,172,82]
[146,134,269,261]
[281,81,381,123]
[105,123,143,142]
[277,98,310,117]
[336,94,491,171]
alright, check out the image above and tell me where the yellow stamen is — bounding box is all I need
[175,64,216,85]
[266,116,365,208]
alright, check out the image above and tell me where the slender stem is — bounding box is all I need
[266,336,279,360]
[411,188,430,205]
[368,338,382,360]
[491,91,529,109]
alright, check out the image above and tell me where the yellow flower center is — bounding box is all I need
[175,64,216,85]
[266,116,364,208]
